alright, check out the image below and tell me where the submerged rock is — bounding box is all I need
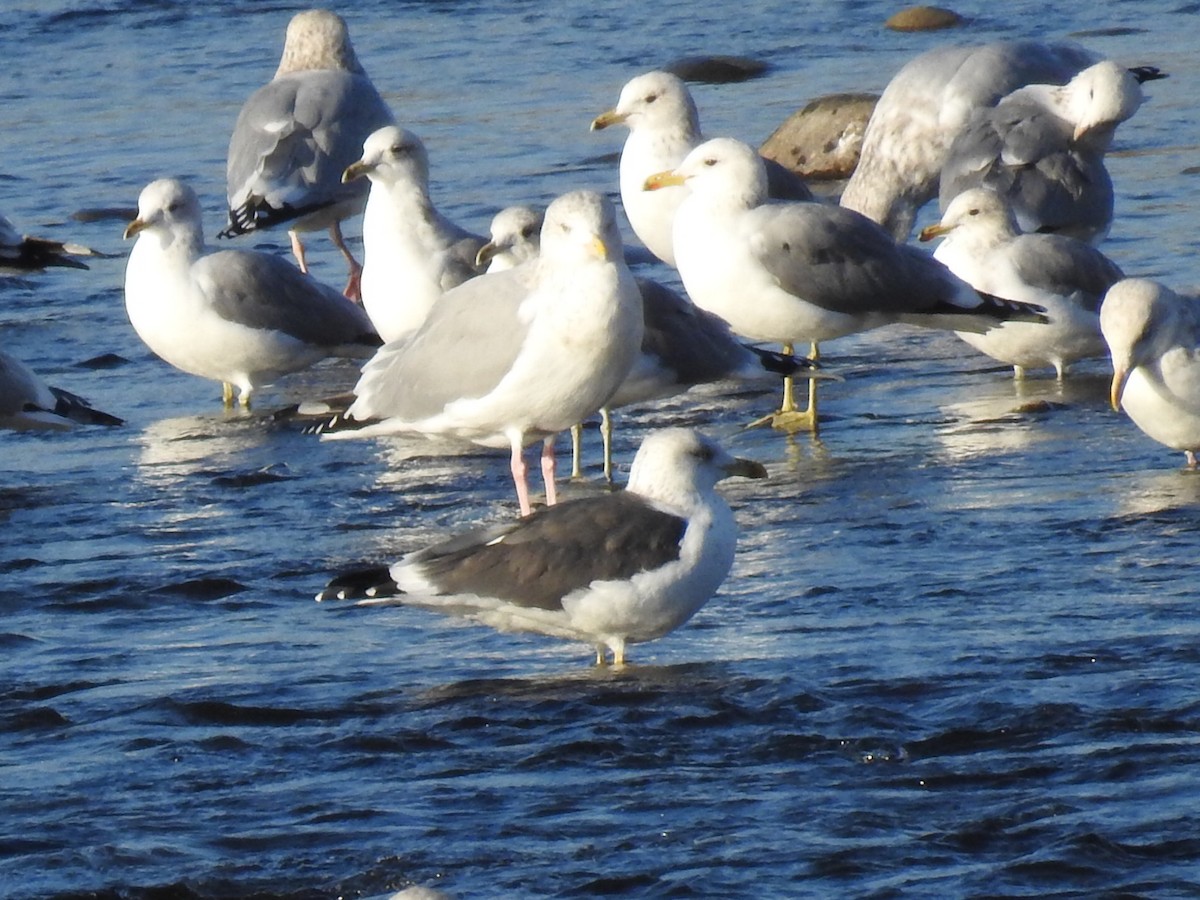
[885,6,965,32]
[664,55,769,84]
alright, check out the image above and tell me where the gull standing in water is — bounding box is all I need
[342,126,486,342]
[318,428,767,667]
[591,70,812,267]
[124,178,379,408]
[318,190,643,516]
[920,187,1123,378]
[939,61,1165,243]
[1101,278,1200,467]
[220,9,394,298]
[645,138,1045,433]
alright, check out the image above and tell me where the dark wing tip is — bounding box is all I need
[1128,65,1168,84]
[316,565,398,602]
[976,291,1049,325]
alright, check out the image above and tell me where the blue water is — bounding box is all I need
[2,1,1200,897]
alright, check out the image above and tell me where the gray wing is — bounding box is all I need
[636,277,754,383]
[1009,235,1124,311]
[749,203,965,316]
[224,70,395,233]
[350,267,534,422]
[764,158,814,202]
[437,227,488,291]
[407,492,687,610]
[192,249,377,346]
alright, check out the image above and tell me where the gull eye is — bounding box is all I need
[703,157,718,167]
[521,225,536,238]
[645,93,658,104]
[968,208,979,216]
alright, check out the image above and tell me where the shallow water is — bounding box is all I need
[2,1,1200,898]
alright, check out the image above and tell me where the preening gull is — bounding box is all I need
[220,9,395,297]
[318,190,644,516]
[920,188,1123,378]
[939,61,1165,244]
[124,178,380,408]
[476,205,544,272]
[840,40,1099,240]
[1100,278,1200,467]
[591,70,812,267]
[317,427,767,666]
[0,350,122,431]
[1,213,98,273]
[342,126,486,342]
[645,138,1045,433]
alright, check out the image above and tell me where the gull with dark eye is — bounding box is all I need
[591,70,812,267]
[317,428,767,667]
[643,138,1047,434]
[219,9,395,300]
[124,178,380,408]
[919,187,1123,379]
[341,125,486,342]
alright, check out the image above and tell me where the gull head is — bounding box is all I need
[342,125,430,189]
[1064,60,1146,141]
[476,204,543,271]
[919,188,1020,243]
[123,178,204,245]
[540,190,622,265]
[627,428,767,506]
[643,137,768,206]
[275,9,363,77]
[591,70,700,136]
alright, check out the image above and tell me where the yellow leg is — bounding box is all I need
[747,341,821,434]
[601,407,614,484]
[222,381,235,408]
[570,423,584,479]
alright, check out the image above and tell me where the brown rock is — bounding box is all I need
[885,6,964,32]
[760,93,878,182]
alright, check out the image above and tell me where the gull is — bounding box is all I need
[1100,278,1200,467]
[939,61,1165,243]
[342,126,486,342]
[317,427,767,666]
[591,70,813,267]
[0,350,122,431]
[124,178,380,408]
[475,205,543,272]
[919,187,1123,378]
[645,137,1045,433]
[840,40,1100,240]
[1,212,99,273]
[318,190,644,516]
[220,9,395,298]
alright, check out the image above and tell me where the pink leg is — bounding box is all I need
[329,222,363,303]
[288,230,309,274]
[541,435,558,507]
[511,441,532,516]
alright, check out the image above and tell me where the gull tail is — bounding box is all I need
[218,196,333,239]
[1128,65,1168,84]
[316,565,400,602]
[744,345,842,381]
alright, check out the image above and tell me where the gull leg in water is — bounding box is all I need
[748,342,821,434]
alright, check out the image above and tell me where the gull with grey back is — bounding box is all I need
[318,428,767,666]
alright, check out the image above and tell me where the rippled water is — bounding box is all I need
[3,1,1200,898]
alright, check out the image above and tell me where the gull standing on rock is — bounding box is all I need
[124,178,380,408]
[591,70,812,267]
[1100,278,1200,467]
[342,126,486,343]
[840,40,1099,240]
[319,190,644,516]
[920,188,1123,378]
[645,138,1045,433]
[939,61,1165,244]
[317,428,767,667]
[220,9,395,298]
